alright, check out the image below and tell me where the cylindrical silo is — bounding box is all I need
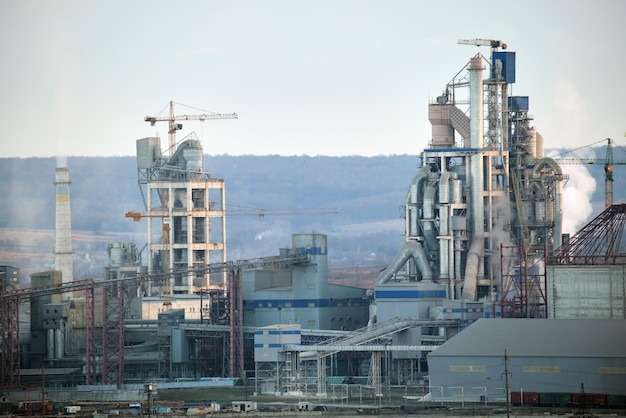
[451,179,463,204]
[108,243,125,268]
[47,329,55,359]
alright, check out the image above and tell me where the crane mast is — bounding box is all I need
[605,138,614,208]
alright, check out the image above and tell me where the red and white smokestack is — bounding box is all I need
[54,166,74,287]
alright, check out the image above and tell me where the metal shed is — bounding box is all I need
[427,318,626,401]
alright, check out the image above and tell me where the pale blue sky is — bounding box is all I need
[1,0,624,158]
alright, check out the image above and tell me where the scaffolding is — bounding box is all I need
[499,243,547,318]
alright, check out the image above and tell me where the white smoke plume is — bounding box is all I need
[561,164,596,235]
[56,154,68,168]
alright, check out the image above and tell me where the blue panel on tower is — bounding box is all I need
[508,96,529,112]
[492,51,516,83]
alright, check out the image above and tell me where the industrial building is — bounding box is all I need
[136,134,228,299]
[546,203,626,319]
[428,319,626,400]
[243,233,368,330]
[1,39,626,411]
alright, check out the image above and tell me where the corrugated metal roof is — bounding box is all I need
[429,318,626,358]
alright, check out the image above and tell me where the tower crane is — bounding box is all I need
[548,138,626,208]
[125,210,172,308]
[145,101,238,156]
[458,38,507,51]
[226,206,338,217]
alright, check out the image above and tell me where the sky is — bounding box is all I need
[1,0,625,158]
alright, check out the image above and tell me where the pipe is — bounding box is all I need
[454,237,462,299]
[406,167,430,238]
[438,173,451,282]
[463,56,485,302]
[422,182,438,253]
[55,326,64,359]
[47,329,55,359]
[375,241,433,285]
[439,172,451,205]
[367,301,377,327]
[463,237,483,301]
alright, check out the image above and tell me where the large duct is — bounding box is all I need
[406,166,430,238]
[422,182,438,252]
[438,172,451,283]
[54,166,74,286]
[533,158,564,249]
[375,241,432,285]
[463,56,485,301]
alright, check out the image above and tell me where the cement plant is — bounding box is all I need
[1,39,625,416]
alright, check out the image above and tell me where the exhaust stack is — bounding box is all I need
[54,165,74,289]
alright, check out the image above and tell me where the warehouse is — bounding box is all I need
[427,318,626,402]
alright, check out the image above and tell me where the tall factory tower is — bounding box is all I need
[54,165,74,287]
[136,135,229,299]
[136,102,236,301]
[372,39,564,323]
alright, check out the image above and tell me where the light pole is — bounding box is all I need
[144,383,156,418]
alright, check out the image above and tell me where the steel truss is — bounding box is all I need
[500,243,547,318]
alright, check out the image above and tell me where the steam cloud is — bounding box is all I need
[561,165,596,235]
[56,155,68,168]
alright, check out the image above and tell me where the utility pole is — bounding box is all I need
[503,350,511,418]
[41,364,45,418]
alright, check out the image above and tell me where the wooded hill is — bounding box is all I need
[0,149,621,283]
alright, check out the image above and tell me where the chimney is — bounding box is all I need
[54,166,74,288]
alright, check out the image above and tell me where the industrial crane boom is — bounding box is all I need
[144,113,239,124]
[547,138,625,208]
[226,207,338,217]
[458,38,507,50]
[144,100,238,156]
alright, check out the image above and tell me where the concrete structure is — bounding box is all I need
[136,135,227,298]
[428,319,626,400]
[54,166,74,288]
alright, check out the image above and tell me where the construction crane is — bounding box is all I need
[125,210,172,308]
[226,206,338,217]
[548,138,626,208]
[125,205,336,305]
[145,100,238,156]
[458,38,507,51]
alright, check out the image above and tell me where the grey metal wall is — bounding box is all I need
[429,354,626,400]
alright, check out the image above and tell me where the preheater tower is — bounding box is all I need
[54,166,74,287]
[136,135,227,299]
